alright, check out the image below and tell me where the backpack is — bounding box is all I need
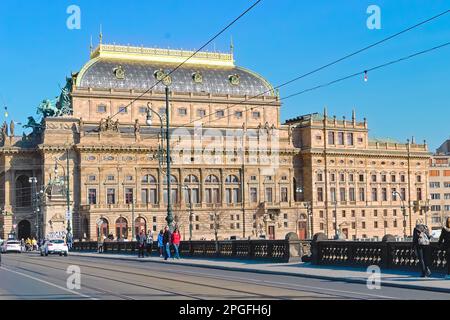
[418,229,430,246]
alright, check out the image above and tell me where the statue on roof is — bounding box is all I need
[37,99,58,118]
[9,120,14,137]
[55,77,73,116]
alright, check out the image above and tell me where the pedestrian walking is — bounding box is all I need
[137,230,146,258]
[413,219,432,278]
[438,217,450,279]
[171,228,181,259]
[146,229,153,257]
[163,226,171,260]
[157,230,164,257]
[32,238,37,251]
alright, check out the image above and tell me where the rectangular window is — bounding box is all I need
[197,109,206,117]
[392,188,397,201]
[417,188,423,201]
[359,174,364,182]
[88,189,97,205]
[328,131,335,145]
[347,133,354,145]
[349,174,354,182]
[252,111,261,119]
[330,187,336,203]
[400,175,406,183]
[382,188,387,201]
[235,111,243,118]
[372,188,378,201]
[317,173,323,182]
[338,132,344,145]
[118,106,127,114]
[97,105,107,113]
[359,188,365,202]
[340,187,346,201]
[265,188,273,203]
[125,188,134,204]
[381,175,387,182]
[349,188,355,202]
[391,175,396,183]
[139,106,147,114]
[431,193,441,200]
[107,188,115,205]
[178,108,187,116]
[317,187,324,202]
[216,110,225,118]
[401,188,406,201]
[141,188,149,204]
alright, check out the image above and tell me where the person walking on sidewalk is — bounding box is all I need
[163,226,171,260]
[171,228,181,259]
[157,230,164,258]
[413,219,432,278]
[137,230,147,258]
[146,229,154,257]
[438,217,450,279]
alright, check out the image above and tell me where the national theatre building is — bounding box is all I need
[0,42,432,242]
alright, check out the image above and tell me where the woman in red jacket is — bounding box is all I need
[171,228,181,259]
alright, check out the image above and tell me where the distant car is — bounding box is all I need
[40,239,68,256]
[1,240,22,253]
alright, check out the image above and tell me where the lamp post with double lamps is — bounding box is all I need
[145,83,174,231]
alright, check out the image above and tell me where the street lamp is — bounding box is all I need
[303,201,313,239]
[146,85,174,231]
[28,177,38,239]
[183,185,194,241]
[393,190,408,240]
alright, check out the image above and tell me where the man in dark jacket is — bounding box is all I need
[137,230,147,258]
[413,219,432,277]
[162,226,171,260]
[438,217,450,279]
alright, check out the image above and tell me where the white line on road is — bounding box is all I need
[0,266,97,300]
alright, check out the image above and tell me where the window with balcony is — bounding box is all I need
[281,187,288,203]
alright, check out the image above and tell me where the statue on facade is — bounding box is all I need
[99,117,119,133]
[9,120,14,137]
[37,99,58,118]
[1,122,7,141]
[134,119,140,135]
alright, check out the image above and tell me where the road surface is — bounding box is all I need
[0,252,449,300]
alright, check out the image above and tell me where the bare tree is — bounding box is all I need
[211,204,227,253]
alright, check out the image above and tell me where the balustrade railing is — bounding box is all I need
[312,239,447,272]
[72,238,311,263]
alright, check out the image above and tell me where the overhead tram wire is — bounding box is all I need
[108,0,263,120]
[203,41,450,123]
[172,9,450,129]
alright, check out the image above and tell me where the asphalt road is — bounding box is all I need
[0,252,449,300]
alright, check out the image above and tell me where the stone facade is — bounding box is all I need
[0,44,303,241]
[288,111,431,240]
[428,140,450,231]
[0,43,433,242]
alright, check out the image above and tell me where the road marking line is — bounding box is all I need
[0,266,97,300]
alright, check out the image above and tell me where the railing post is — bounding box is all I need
[311,233,327,264]
[285,233,302,263]
[381,234,395,269]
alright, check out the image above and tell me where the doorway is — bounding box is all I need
[268,226,275,240]
[298,221,307,240]
[18,220,31,239]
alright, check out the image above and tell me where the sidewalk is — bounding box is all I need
[69,252,450,294]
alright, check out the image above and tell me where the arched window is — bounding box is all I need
[142,174,157,184]
[115,217,128,240]
[16,175,31,207]
[163,175,179,205]
[141,174,158,205]
[205,175,219,183]
[184,174,200,204]
[225,175,241,204]
[135,217,147,238]
[225,175,239,184]
[184,174,199,183]
[97,218,109,239]
[205,175,220,204]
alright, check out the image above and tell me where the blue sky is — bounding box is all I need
[0,0,449,150]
